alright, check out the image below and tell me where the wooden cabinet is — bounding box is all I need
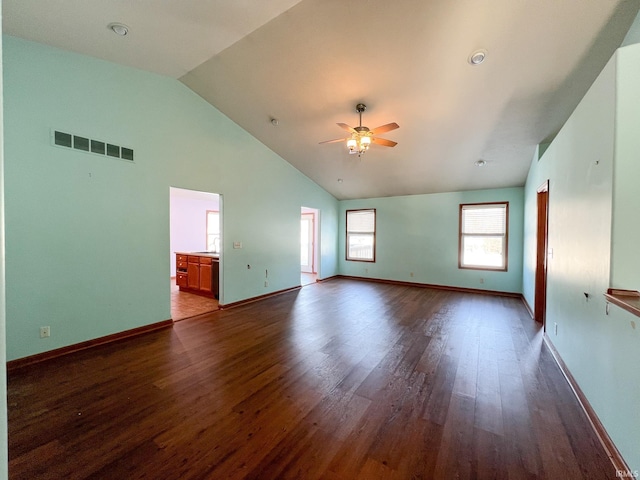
[187,256,200,290]
[199,257,213,293]
[176,272,188,288]
[176,255,188,288]
[176,253,219,299]
[211,261,219,299]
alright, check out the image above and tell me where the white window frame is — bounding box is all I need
[346,209,376,262]
[459,202,508,271]
[206,210,220,253]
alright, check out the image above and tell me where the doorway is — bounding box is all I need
[170,187,222,320]
[535,181,549,329]
[301,207,319,285]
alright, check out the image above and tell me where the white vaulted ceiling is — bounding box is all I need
[4,0,639,199]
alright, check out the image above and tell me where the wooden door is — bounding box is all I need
[535,181,549,328]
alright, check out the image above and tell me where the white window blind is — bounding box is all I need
[461,204,506,235]
[346,209,376,262]
[347,210,375,233]
[459,203,508,270]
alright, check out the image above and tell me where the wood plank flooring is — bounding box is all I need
[8,279,615,479]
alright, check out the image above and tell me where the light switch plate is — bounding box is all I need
[233,241,242,249]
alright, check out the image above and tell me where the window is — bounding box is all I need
[346,209,376,262]
[459,202,508,271]
[206,210,220,253]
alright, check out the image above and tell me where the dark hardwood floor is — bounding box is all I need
[8,279,614,479]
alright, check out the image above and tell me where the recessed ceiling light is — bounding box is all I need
[270,118,279,126]
[475,159,487,167]
[108,23,129,36]
[337,178,344,183]
[468,49,487,66]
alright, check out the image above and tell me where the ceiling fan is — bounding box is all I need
[319,103,399,156]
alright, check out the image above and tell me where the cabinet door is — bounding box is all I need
[176,273,188,288]
[200,263,212,292]
[187,262,200,289]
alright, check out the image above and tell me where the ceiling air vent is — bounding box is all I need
[52,129,134,162]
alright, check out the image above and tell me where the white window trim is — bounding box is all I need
[346,209,376,262]
[459,202,509,271]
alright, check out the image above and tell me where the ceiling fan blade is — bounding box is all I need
[371,137,398,147]
[337,123,357,134]
[370,122,399,135]
[319,137,349,145]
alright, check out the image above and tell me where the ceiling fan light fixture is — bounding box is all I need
[475,159,487,167]
[319,103,399,156]
[359,136,371,154]
[468,49,487,66]
[347,136,370,155]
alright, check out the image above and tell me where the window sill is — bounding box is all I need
[459,265,507,272]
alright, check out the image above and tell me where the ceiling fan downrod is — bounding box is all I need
[354,104,369,134]
[356,103,366,127]
[349,104,371,156]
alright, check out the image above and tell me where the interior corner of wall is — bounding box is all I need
[538,142,551,160]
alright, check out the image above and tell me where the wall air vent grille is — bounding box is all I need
[52,130,134,162]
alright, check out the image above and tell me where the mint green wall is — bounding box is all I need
[0,14,9,479]
[521,145,539,307]
[523,45,640,471]
[339,187,524,294]
[611,43,640,289]
[3,36,338,361]
[608,43,640,471]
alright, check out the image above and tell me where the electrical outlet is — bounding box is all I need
[365,268,368,275]
[40,326,51,338]
[264,281,269,287]
[554,322,558,336]
[479,278,484,284]
[410,272,414,277]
